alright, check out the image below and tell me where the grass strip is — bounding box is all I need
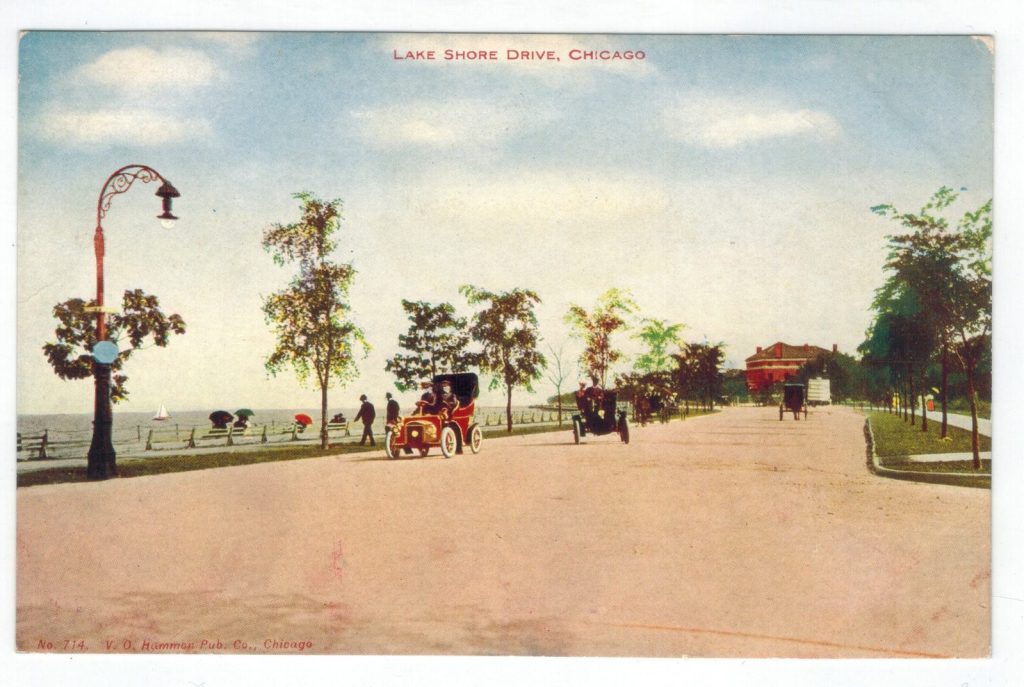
[866,410,991,458]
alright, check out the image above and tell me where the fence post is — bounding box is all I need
[40,430,48,460]
[291,424,298,441]
[187,428,196,449]
[145,429,154,451]
[227,426,235,447]
[261,425,268,444]
[137,425,141,442]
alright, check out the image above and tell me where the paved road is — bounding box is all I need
[16,406,989,657]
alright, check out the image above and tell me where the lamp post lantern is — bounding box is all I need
[86,164,180,480]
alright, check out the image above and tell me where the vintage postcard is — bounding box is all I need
[14,29,999,671]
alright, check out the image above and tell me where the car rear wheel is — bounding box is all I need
[440,426,458,458]
[468,424,483,454]
[384,429,401,459]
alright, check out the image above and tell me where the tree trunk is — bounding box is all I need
[320,381,329,450]
[506,384,514,433]
[966,365,981,470]
[556,385,563,426]
[940,344,949,438]
[908,366,916,426]
[920,390,928,432]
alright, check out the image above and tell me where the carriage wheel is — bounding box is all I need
[384,429,401,459]
[572,418,582,444]
[468,424,483,454]
[440,426,458,458]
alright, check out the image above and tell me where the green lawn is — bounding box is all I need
[867,410,991,458]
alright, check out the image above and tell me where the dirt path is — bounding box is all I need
[16,406,989,657]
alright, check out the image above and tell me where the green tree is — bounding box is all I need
[672,342,724,412]
[633,318,685,374]
[385,300,477,391]
[565,288,637,386]
[42,288,186,403]
[262,192,369,449]
[871,187,992,466]
[460,285,546,433]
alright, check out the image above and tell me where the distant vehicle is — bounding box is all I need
[807,377,831,406]
[384,373,482,459]
[780,383,807,420]
[572,387,630,444]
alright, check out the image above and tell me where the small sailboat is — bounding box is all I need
[153,403,171,421]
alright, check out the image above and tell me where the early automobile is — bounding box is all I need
[384,372,482,459]
[572,386,630,444]
[780,382,808,420]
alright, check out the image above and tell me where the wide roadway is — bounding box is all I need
[16,406,989,657]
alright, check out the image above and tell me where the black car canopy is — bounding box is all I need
[433,373,479,405]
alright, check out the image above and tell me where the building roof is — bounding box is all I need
[745,342,833,363]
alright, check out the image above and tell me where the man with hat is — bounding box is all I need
[415,381,436,415]
[354,394,376,446]
[437,378,460,419]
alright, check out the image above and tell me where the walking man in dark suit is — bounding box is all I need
[355,394,376,446]
[385,392,400,426]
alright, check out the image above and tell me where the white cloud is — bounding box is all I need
[78,47,220,93]
[36,108,212,146]
[380,170,670,231]
[351,99,558,148]
[663,96,841,148]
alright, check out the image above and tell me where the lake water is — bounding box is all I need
[16,404,565,458]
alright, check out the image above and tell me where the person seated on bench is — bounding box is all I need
[233,416,248,430]
[331,412,347,424]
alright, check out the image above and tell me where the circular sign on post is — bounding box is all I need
[92,341,120,364]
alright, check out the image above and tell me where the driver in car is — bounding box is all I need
[415,381,436,415]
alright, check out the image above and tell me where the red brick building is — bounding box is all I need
[745,341,836,392]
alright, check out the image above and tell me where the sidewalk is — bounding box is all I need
[923,409,991,437]
[908,451,991,463]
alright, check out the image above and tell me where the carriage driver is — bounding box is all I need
[415,381,436,415]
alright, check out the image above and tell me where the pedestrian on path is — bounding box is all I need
[355,394,376,446]
[385,392,400,425]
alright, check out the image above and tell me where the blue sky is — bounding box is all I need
[17,32,994,414]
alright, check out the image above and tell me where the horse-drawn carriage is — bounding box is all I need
[572,387,630,444]
[384,373,483,459]
[780,382,808,420]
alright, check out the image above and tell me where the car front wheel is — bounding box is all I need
[440,426,458,458]
[384,429,401,459]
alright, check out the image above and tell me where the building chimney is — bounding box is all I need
[775,342,783,358]
[756,346,762,354]
[833,343,838,353]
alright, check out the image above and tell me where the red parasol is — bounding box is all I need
[294,413,313,426]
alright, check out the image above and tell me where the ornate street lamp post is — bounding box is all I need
[86,165,180,480]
